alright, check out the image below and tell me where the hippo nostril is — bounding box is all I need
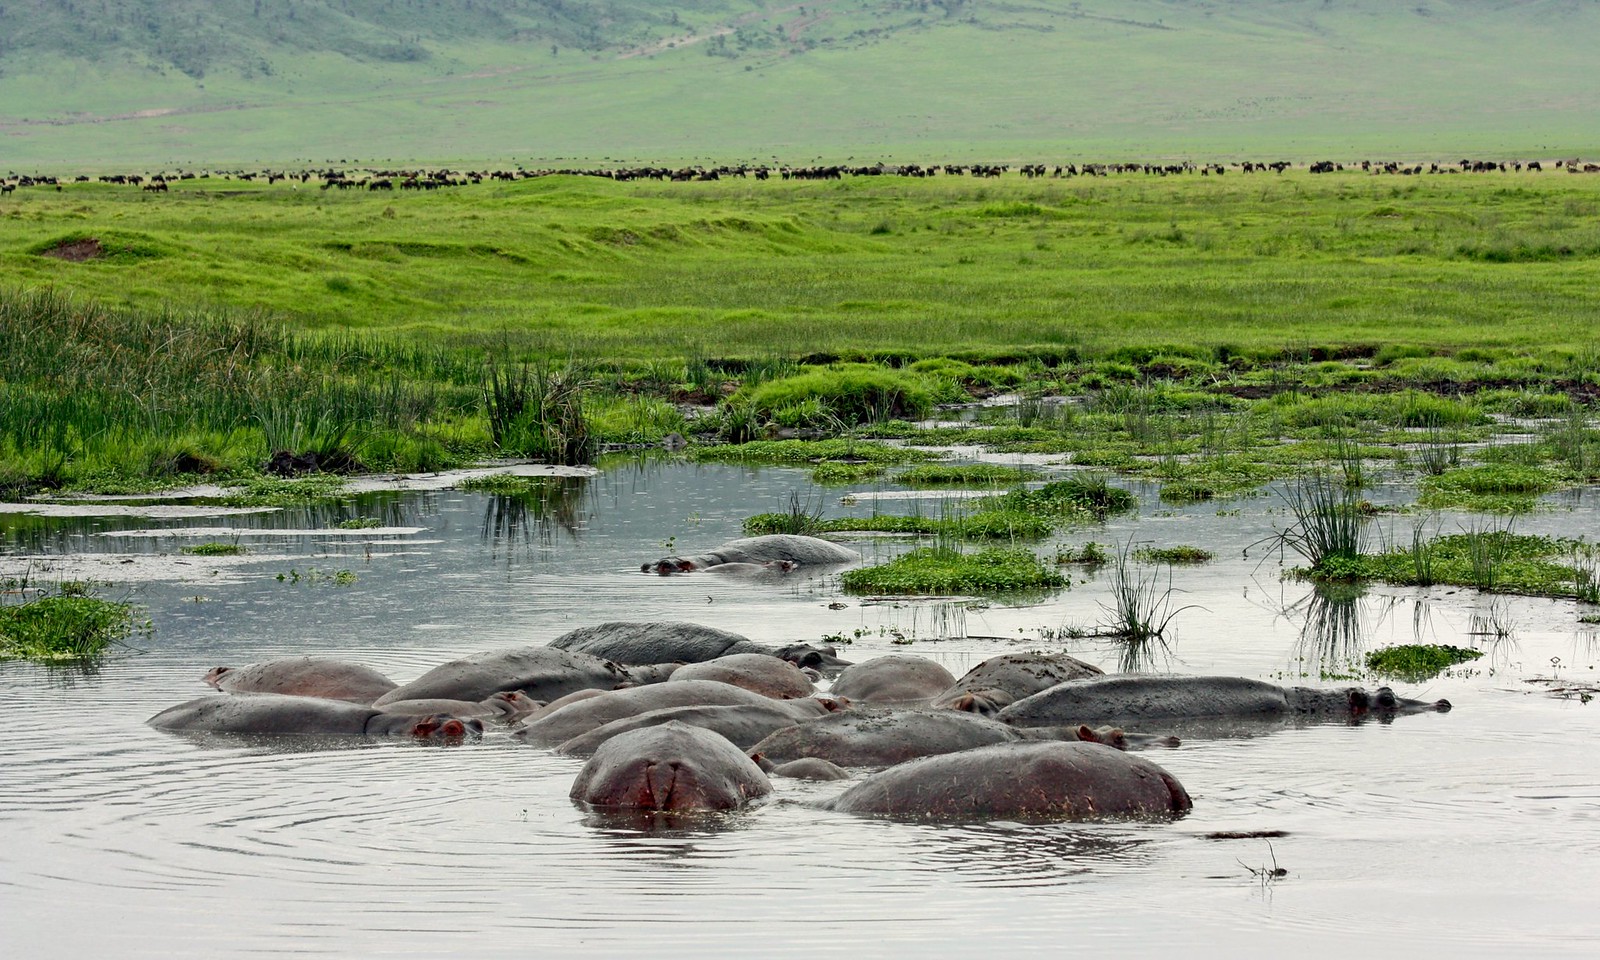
[1435,699,1453,712]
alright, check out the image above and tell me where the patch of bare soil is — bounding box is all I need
[40,238,103,261]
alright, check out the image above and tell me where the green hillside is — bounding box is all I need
[1,0,1597,165]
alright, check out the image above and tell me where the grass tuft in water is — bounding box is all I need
[840,547,1066,595]
[181,542,247,556]
[0,583,142,663]
[1134,545,1214,564]
[1365,643,1483,682]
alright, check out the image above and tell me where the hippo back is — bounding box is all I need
[750,707,1022,768]
[718,534,858,566]
[822,740,1192,821]
[209,657,398,704]
[998,675,1292,728]
[546,622,764,665]
[374,646,628,706]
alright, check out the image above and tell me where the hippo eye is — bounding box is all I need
[1375,688,1398,708]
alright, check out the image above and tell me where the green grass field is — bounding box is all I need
[3,167,1599,499]
[5,170,1599,360]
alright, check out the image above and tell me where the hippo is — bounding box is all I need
[748,708,1026,768]
[757,757,850,781]
[546,621,769,664]
[997,675,1452,730]
[643,534,858,575]
[669,653,814,699]
[555,701,822,756]
[770,642,853,678]
[373,647,636,707]
[375,690,541,723]
[149,694,484,740]
[830,655,956,703]
[513,679,840,747]
[705,560,799,577]
[933,687,1015,716]
[569,722,773,813]
[932,651,1103,708]
[203,657,398,704]
[548,621,855,676]
[820,741,1192,822]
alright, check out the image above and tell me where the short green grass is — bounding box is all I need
[839,547,1066,595]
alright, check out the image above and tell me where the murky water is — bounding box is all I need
[3,461,1599,957]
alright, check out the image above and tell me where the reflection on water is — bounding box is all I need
[1292,581,1370,673]
[894,820,1159,887]
[480,476,595,561]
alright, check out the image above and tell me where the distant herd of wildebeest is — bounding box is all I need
[3,156,1598,195]
[146,535,1452,825]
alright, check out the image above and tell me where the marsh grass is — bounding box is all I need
[181,542,247,556]
[1366,643,1483,682]
[1419,463,1556,512]
[839,546,1066,595]
[1268,472,1370,578]
[0,581,142,663]
[1134,545,1214,564]
[894,464,1043,486]
[482,357,596,465]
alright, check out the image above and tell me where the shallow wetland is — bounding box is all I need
[3,450,1599,956]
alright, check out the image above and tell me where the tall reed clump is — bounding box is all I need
[1099,541,1199,643]
[1461,519,1515,591]
[1272,470,1370,579]
[482,357,597,465]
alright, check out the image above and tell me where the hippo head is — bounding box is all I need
[489,691,542,721]
[944,688,1016,717]
[642,558,697,575]
[408,715,485,742]
[1349,686,1453,718]
[1075,725,1128,750]
[203,666,233,689]
[772,643,853,678]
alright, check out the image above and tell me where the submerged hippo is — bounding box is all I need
[933,651,1103,707]
[997,675,1452,729]
[546,621,854,676]
[830,655,956,703]
[547,621,769,665]
[821,741,1192,822]
[669,653,814,699]
[643,534,858,575]
[556,701,821,756]
[749,708,1026,768]
[570,722,773,813]
[203,657,398,705]
[748,707,1137,768]
[514,679,839,747]
[149,694,484,740]
[375,690,541,723]
[373,647,635,707]
[755,757,850,781]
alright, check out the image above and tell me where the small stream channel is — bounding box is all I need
[2,459,1598,956]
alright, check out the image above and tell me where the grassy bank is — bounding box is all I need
[2,170,1599,497]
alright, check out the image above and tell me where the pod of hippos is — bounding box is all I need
[148,621,1451,824]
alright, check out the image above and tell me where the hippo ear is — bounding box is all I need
[950,694,977,712]
[411,716,442,738]
[1077,724,1099,743]
[1347,689,1371,712]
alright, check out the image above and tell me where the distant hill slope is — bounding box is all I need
[1,0,1596,165]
